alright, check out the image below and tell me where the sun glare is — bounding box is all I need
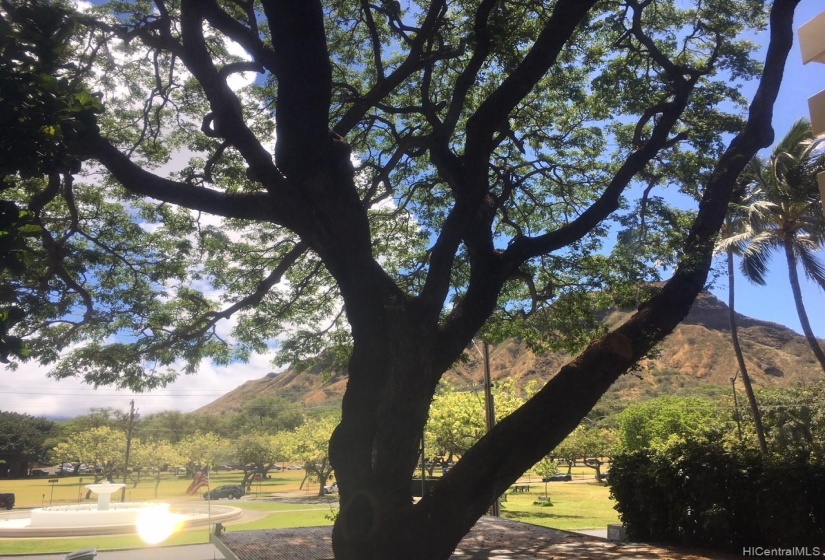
[136,508,181,545]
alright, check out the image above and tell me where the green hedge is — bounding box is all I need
[609,441,825,551]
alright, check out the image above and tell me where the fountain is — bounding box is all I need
[30,482,168,528]
[0,481,242,539]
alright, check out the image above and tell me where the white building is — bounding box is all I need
[798,11,825,213]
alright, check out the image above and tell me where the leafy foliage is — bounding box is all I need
[551,423,619,479]
[278,416,338,496]
[618,395,726,452]
[176,430,231,473]
[734,380,825,459]
[610,441,825,551]
[0,0,770,385]
[0,411,55,477]
[51,425,126,481]
[425,380,527,460]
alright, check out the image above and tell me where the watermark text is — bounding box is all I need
[743,546,821,557]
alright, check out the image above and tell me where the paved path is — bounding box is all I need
[0,543,225,560]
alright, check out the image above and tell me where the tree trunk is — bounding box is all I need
[784,239,825,373]
[728,248,769,454]
[330,315,444,560]
[324,2,800,557]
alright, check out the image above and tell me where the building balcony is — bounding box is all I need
[800,12,825,64]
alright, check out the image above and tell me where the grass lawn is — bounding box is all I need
[501,480,620,531]
[0,469,319,508]
[0,469,619,554]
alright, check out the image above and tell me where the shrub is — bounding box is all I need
[609,441,825,551]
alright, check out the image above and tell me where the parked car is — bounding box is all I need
[0,493,14,510]
[30,469,50,476]
[542,473,572,482]
[323,482,338,495]
[203,485,245,500]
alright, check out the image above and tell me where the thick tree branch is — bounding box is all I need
[440,0,497,137]
[417,0,800,539]
[201,0,280,72]
[417,0,599,324]
[360,0,385,81]
[261,0,331,178]
[90,135,274,222]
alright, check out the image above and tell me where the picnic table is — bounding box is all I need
[511,484,531,493]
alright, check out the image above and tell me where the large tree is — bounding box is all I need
[0,411,55,478]
[0,0,802,558]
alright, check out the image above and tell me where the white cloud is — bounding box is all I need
[0,353,280,419]
[72,1,93,12]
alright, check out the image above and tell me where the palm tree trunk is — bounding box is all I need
[728,248,769,454]
[783,239,825,373]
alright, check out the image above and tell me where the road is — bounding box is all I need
[0,544,225,560]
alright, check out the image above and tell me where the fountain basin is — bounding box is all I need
[30,502,169,528]
[0,505,243,537]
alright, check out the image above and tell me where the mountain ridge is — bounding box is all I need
[196,291,821,416]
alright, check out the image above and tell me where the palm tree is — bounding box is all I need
[716,179,769,454]
[739,119,825,374]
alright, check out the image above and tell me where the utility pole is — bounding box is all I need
[121,400,137,502]
[482,342,500,517]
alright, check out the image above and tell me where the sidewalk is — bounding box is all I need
[213,517,739,560]
[0,544,224,560]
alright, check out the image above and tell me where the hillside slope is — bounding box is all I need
[196,291,821,415]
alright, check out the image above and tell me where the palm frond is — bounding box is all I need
[717,227,758,254]
[740,233,778,285]
[734,119,825,292]
[797,247,825,290]
[773,119,813,161]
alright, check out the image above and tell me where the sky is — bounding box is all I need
[709,0,825,339]
[2,1,825,420]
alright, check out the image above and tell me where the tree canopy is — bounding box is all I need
[619,395,725,452]
[0,411,55,477]
[0,0,804,558]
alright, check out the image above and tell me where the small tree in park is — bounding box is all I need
[283,416,338,497]
[130,440,182,497]
[532,456,558,502]
[176,431,231,478]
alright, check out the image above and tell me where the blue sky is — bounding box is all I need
[2,1,823,419]
[708,0,825,339]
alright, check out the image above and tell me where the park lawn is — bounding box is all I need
[227,508,335,531]
[0,469,315,508]
[501,480,620,531]
[0,529,212,554]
